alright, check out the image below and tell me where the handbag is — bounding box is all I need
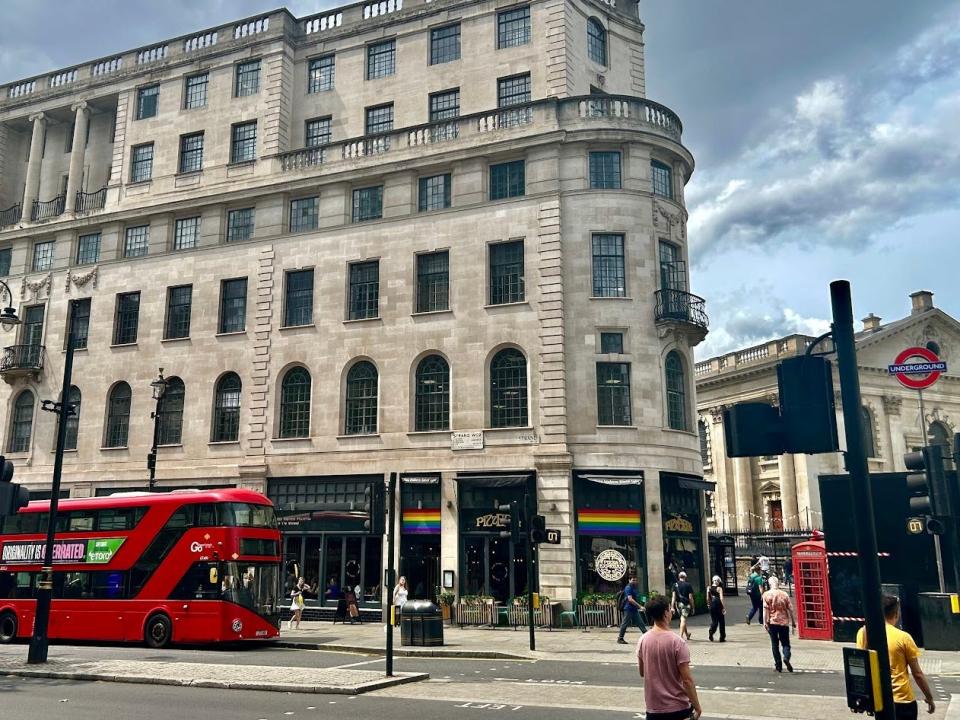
[349,603,359,618]
[296,593,305,609]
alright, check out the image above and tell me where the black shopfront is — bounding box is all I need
[398,473,442,602]
[457,471,537,603]
[660,472,713,595]
[269,475,384,608]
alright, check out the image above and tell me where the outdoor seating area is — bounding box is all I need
[450,595,638,630]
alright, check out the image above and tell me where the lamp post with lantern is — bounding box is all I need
[148,369,168,491]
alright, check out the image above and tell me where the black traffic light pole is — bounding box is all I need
[830,281,895,719]
[525,492,536,652]
[385,471,397,677]
[27,299,78,664]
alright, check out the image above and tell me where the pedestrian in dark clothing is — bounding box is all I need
[617,575,648,644]
[783,558,794,591]
[745,567,764,625]
[708,575,726,642]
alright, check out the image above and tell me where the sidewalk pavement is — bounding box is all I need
[279,595,960,675]
[0,654,427,695]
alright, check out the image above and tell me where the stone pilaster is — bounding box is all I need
[536,199,567,445]
[262,48,293,157]
[246,245,275,457]
[630,41,646,97]
[733,457,753,531]
[645,469,666,592]
[778,453,800,530]
[21,112,46,215]
[0,123,8,203]
[64,101,90,213]
[109,92,130,187]
[534,452,573,602]
[543,0,570,97]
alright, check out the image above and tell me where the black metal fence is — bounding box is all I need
[0,203,21,228]
[31,195,65,222]
[655,288,709,330]
[0,344,45,373]
[75,187,107,214]
[712,530,813,557]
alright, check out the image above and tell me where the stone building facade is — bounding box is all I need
[0,0,709,610]
[697,290,958,533]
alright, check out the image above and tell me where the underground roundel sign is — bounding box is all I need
[887,347,947,390]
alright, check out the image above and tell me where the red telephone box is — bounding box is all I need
[793,540,833,640]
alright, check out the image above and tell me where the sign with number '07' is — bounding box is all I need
[544,529,562,545]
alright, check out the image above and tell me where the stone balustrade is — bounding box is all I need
[695,334,818,378]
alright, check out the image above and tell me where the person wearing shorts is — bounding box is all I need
[671,571,695,641]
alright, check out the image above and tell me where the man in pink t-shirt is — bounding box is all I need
[637,595,702,720]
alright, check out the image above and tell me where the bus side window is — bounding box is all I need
[166,508,192,529]
[0,572,13,598]
[169,562,220,601]
[196,504,217,527]
[15,572,34,599]
[69,512,95,532]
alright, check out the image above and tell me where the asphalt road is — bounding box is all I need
[0,676,730,720]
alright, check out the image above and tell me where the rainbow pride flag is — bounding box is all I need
[402,509,441,534]
[577,509,642,536]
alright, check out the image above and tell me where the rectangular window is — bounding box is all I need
[489,160,525,200]
[429,89,460,122]
[597,362,632,426]
[284,269,314,327]
[130,143,154,182]
[416,251,449,313]
[352,186,383,223]
[365,104,394,135]
[497,6,531,49]
[430,24,461,65]
[235,59,261,97]
[32,241,54,272]
[136,84,160,120]
[307,55,335,93]
[489,240,524,305]
[289,197,319,233]
[124,225,150,258]
[219,278,247,334]
[164,285,192,339]
[497,73,531,107]
[65,123,74,154]
[651,160,673,199]
[69,298,91,350]
[589,151,622,189]
[174,217,200,250]
[113,292,140,345]
[0,248,11,276]
[366,39,396,80]
[184,73,208,109]
[418,174,451,212]
[230,121,257,163]
[349,261,380,320]
[76,233,100,265]
[178,132,204,173]
[600,331,624,354]
[226,208,255,242]
[591,233,626,297]
[305,117,332,147]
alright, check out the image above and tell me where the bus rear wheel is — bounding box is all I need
[144,613,172,649]
[0,612,17,643]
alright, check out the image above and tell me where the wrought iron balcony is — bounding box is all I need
[654,289,709,342]
[0,344,45,377]
[31,195,64,222]
[75,187,107,214]
[0,203,21,228]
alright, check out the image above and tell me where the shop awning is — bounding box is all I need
[455,472,534,488]
[677,477,715,492]
[401,474,440,485]
[576,472,644,486]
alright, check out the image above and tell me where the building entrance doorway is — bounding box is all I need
[461,535,529,603]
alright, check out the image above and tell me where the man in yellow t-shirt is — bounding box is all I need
[856,594,935,720]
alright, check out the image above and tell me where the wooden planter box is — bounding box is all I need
[454,601,495,627]
[578,602,619,627]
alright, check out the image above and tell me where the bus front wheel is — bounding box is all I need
[0,612,17,643]
[144,613,172,649]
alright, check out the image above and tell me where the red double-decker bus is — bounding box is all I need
[0,488,281,647]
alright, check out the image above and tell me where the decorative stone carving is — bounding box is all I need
[652,200,686,241]
[881,396,902,416]
[20,273,51,302]
[924,407,953,432]
[65,266,98,292]
[708,405,725,424]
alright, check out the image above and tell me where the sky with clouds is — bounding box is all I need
[1,0,957,359]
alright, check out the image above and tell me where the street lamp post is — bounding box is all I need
[0,279,21,332]
[27,298,76,664]
[148,369,167,490]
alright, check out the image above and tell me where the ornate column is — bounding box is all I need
[778,453,800,530]
[64,102,90,213]
[733,457,753,531]
[21,112,47,217]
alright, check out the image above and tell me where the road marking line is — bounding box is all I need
[334,658,384,669]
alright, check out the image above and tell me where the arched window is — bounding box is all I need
[587,18,607,65]
[157,377,185,446]
[105,382,132,448]
[279,367,311,438]
[665,351,688,431]
[345,361,379,435]
[698,419,712,467]
[861,406,876,458]
[212,373,242,443]
[490,348,528,428]
[929,421,952,469]
[64,386,81,451]
[415,355,450,431]
[8,391,35,453]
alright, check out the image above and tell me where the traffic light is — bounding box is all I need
[498,501,521,544]
[0,456,28,517]
[530,514,547,544]
[905,445,949,534]
[365,482,386,534]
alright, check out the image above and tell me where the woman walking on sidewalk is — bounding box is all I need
[708,575,726,642]
[288,577,306,630]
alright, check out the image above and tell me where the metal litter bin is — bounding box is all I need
[400,600,444,647]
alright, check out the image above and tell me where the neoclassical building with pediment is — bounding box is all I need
[696,290,958,532]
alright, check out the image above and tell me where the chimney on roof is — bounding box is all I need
[862,313,882,332]
[910,290,934,316]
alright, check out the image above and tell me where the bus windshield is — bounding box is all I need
[220,503,277,529]
[220,561,279,622]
